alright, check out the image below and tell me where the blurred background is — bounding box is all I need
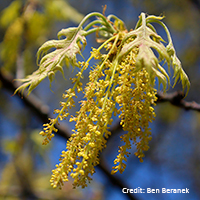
[0,0,200,200]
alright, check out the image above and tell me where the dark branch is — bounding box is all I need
[0,69,137,200]
[0,69,71,140]
[188,0,200,10]
[156,91,200,112]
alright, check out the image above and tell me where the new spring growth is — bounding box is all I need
[15,11,190,188]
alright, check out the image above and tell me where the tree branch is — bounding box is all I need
[0,69,137,200]
[156,91,200,112]
[188,0,200,10]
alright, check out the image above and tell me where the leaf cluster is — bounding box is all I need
[15,12,190,95]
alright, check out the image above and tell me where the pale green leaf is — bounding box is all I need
[118,15,170,90]
[15,27,87,95]
[146,16,190,96]
[167,43,190,96]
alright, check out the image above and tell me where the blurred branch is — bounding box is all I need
[0,69,71,140]
[156,91,200,112]
[0,69,137,200]
[189,0,200,10]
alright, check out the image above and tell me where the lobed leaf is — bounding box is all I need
[119,20,170,90]
[15,27,87,95]
[118,12,190,95]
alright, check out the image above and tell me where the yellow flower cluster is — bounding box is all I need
[50,38,157,188]
[50,48,115,188]
[112,50,157,174]
[39,118,58,145]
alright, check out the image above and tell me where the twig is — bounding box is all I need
[156,91,200,112]
[189,0,200,10]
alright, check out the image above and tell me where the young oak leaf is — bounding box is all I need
[166,43,190,96]
[15,27,87,95]
[118,23,170,90]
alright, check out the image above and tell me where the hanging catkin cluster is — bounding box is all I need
[15,11,190,188]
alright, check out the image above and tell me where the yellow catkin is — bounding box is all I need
[111,40,157,174]
[50,38,157,188]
